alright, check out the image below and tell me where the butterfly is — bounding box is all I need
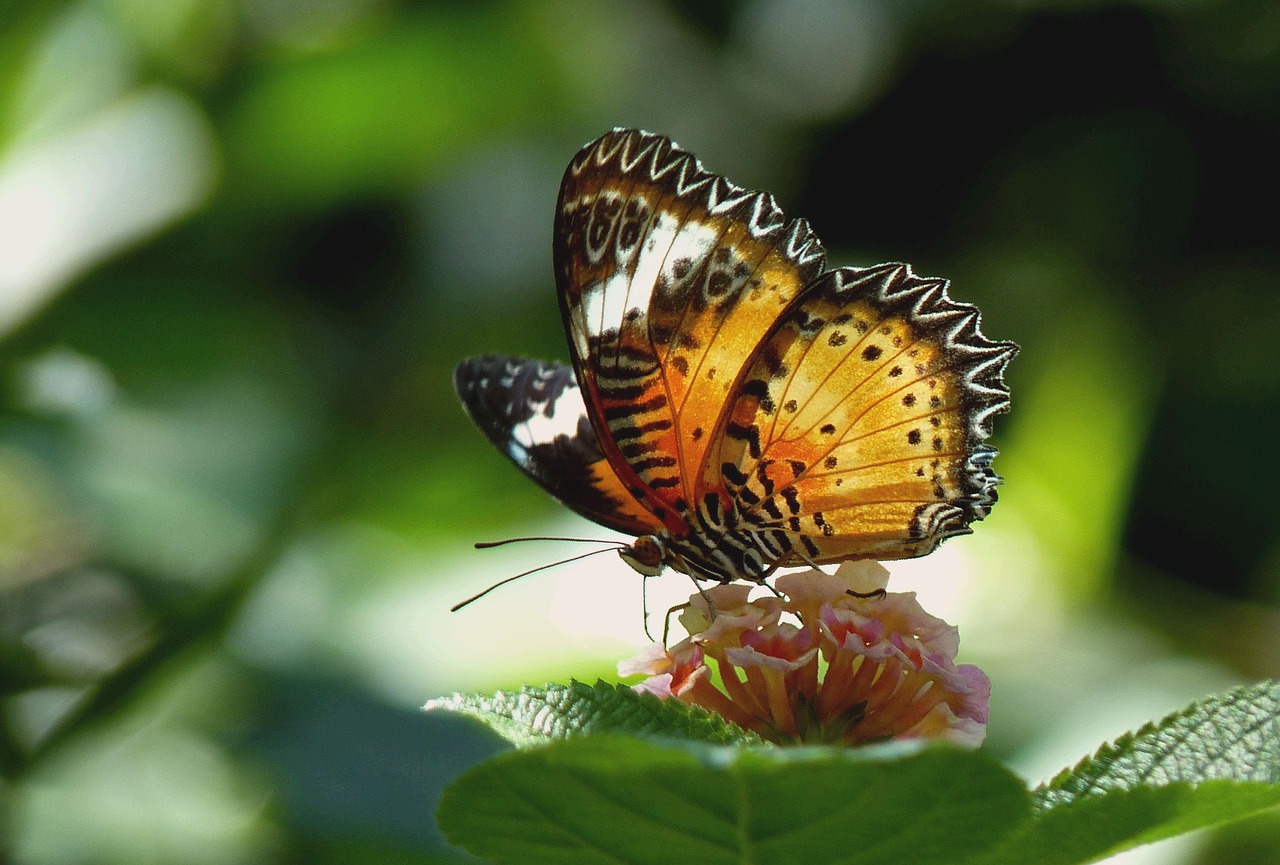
[455,128,1015,588]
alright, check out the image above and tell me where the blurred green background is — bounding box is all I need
[2,1,1279,862]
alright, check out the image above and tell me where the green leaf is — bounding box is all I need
[438,736,1031,865]
[224,5,554,206]
[975,680,1280,865]
[426,680,761,748]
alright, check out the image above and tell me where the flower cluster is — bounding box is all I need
[619,561,989,746]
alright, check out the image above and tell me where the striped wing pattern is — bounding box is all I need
[554,129,826,533]
[710,264,1015,567]
[457,128,1015,584]
[454,354,662,536]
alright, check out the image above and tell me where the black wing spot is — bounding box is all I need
[632,455,679,472]
[907,429,922,445]
[761,345,788,377]
[614,418,673,442]
[862,345,882,362]
[620,440,660,458]
[782,486,802,515]
[726,422,762,459]
[600,382,648,401]
[605,393,666,421]
[707,270,732,297]
[756,461,775,496]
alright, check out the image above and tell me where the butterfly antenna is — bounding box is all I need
[474,536,618,549]
[450,546,623,612]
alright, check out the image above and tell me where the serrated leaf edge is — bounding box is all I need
[426,678,763,746]
[1037,679,1280,808]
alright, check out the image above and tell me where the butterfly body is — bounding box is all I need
[456,129,1016,587]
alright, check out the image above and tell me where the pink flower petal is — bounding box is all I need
[617,642,676,678]
[833,560,891,594]
[630,565,989,748]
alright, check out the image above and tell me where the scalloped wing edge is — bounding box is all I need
[824,262,1016,537]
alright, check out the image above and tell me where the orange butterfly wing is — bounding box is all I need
[707,264,1016,565]
[554,129,826,535]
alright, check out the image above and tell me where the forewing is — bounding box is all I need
[554,129,827,527]
[710,264,1016,562]
[454,355,663,537]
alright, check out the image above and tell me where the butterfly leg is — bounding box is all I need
[661,600,692,647]
[642,573,657,642]
[752,559,790,601]
[694,576,718,621]
[679,573,725,626]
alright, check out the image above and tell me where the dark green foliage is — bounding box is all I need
[436,681,1280,865]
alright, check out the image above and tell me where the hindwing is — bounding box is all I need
[454,355,663,536]
[709,264,1016,563]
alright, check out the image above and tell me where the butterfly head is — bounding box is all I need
[619,533,667,577]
